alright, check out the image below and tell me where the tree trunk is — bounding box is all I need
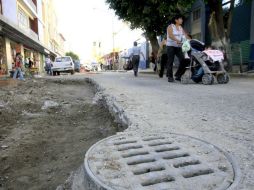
[208,0,225,39]
[224,0,235,71]
[207,0,234,71]
[226,0,235,39]
[147,32,159,56]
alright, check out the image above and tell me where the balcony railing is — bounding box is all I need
[18,23,39,41]
[29,28,39,40]
[24,0,37,13]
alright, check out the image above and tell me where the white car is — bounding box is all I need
[83,64,92,71]
[51,56,75,75]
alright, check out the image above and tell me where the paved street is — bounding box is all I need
[83,72,254,189]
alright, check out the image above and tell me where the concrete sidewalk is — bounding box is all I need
[87,72,254,190]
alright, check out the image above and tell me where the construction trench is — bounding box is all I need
[0,78,240,190]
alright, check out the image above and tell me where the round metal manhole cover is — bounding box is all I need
[84,133,239,190]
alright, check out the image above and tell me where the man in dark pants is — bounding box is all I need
[159,53,168,77]
[132,55,140,76]
[157,37,168,78]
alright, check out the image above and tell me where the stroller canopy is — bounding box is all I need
[190,40,205,51]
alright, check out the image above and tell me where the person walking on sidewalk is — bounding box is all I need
[166,15,190,82]
[129,41,145,77]
[157,36,168,78]
[13,54,24,80]
[28,58,34,68]
[45,56,52,75]
[150,52,157,72]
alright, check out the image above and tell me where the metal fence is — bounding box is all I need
[225,40,251,72]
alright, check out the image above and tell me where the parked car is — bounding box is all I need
[51,56,75,75]
[74,60,81,72]
[82,64,92,72]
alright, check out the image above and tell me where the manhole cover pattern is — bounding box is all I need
[85,134,236,190]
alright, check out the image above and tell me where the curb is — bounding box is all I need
[229,73,254,79]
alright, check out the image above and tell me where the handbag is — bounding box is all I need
[123,60,133,70]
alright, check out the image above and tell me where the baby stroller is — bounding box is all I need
[181,39,230,85]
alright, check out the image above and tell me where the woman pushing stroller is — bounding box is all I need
[166,15,191,82]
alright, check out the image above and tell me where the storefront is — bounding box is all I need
[9,40,23,70]
[0,15,57,75]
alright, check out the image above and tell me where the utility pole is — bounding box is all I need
[112,16,115,70]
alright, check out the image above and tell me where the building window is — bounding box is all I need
[193,9,201,21]
[32,0,37,7]
[18,8,29,30]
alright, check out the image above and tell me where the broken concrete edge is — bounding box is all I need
[85,77,131,132]
[56,166,86,190]
[55,77,133,190]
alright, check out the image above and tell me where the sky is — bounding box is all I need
[53,0,143,62]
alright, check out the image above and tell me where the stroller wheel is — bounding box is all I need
[202,74,214,85]
[224,73,230,84]
[217,74,225,84]
[217,73,230,84]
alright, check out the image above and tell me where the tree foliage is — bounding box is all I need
[106,0,251,69]
[65,51,79,61]
[106,0,195,54]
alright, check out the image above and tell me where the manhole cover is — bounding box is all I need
[84,133,239,190]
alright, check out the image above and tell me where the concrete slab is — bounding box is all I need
[55,72,254,189]
[86,72,254,190]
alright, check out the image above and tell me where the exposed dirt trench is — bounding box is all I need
[0,78,122,190]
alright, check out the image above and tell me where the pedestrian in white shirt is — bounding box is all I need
[129,42,145,77]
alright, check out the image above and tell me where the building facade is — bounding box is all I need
[57,33,66,57]
[185,0,254,72]
[184,0,207,43]
[0,0,64,75]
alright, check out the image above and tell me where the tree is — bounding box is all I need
[207,0,251,70]
[106,0,195,55]
[65,51,79,61]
